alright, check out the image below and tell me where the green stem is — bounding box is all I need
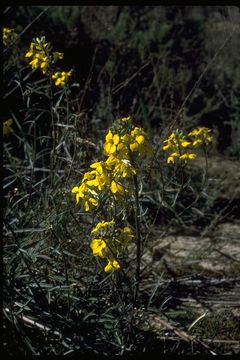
[49,79,55,191]
[133,173,141,304]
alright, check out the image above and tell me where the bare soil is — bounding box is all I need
[137,156,240,354]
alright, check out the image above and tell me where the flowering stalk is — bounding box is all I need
[71,116,153,277]
[25,36,73,88]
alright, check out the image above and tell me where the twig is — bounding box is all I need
[147,314,218,355]
[151,335,240,346]
[213,248,240,263]
[3,7,50,55]
[4,306,61,337]
[112,62,150,95]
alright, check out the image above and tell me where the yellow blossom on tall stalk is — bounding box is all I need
[188,127,212,147]
[71,115,152,272]
[163,129,195,164]
[110,180,125,195]
[104,124,153,159]
[87,161,111,191]
[25,36,72,87]
[91,220,115,234]
[52,70,73,87]
[72,116,152,205]
[129,126,153,156]
[71,184,98,212]
[162,127,212,164]
[90,239,107,258]
[104,131,120,155]
[104,259,120,272]
[106,157,136,178]
[90,219,134,272]
[179,153,196,161]
[25,37,55,74]
[3,27,17,46]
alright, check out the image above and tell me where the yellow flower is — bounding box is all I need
[3,119,14,135]
[189,153,196,160]
[90,239,107,258]
[82,171,95,182]
[108,157,136,178]
[40,59,48,73]
[188,127,212,146]
[121,133,131,143]
[180,140,191,148]
[163,129,200,164]
[103,131,120,155]
[52,70,73,87]
[104,258,120,272]
[129,127,153,157]
[26,38,52,74]
[91,220,115,234]
[87,161,111,190]
[188,129,199,137]
[25,51,33,58]
[90,219,134,272]
[179,153,196,161]
[30,58,39,68]
[162,133,176,150]
[167,152,180,164]
[84,197,98,212]
[71,182,98,211]
[110,180,125,195]
[192,139,202,146]
[121,116,131,123]
[71,183,86,204]
[25,37,69,79]
[71,186,79,194]
[129,127,145,151]
[162,143,170,151]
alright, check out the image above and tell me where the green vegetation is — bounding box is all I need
[3,6,240,355]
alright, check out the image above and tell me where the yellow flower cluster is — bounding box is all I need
[188,127,212,146]
[52,71,73,87]
[90,220,134,272]
[25,36,72,87]
[72,116,153,210]
[3,27,17,46]
[71,116,152,272]
[163,127,212,164]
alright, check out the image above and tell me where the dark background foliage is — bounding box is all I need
[4,5,240,155]
[3,6,240,355]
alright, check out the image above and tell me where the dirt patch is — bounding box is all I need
[143,222,240,276]
[193,155,240,199]
[137,221,240,354]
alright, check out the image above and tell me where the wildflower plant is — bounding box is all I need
[90,219,134,272]
[71,116,213,304]
[72,116,153,213]
[3,15,223,355]
[162,127,212,164]
[72,115,153,301]
[188,127,213,147]
[25,36,72,87]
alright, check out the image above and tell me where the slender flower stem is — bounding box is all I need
[133,173,141,304]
